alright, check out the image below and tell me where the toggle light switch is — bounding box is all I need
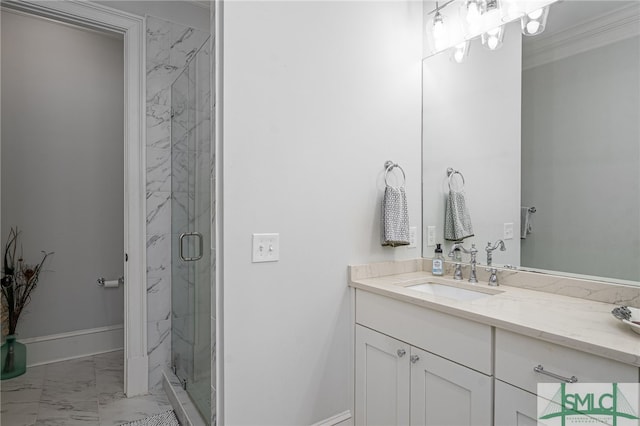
[252,233,280,262]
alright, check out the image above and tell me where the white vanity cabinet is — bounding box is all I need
[355,290,493,426]
[494,329,640,426]
[409,345,492,426]
[494,380,539,426]
[355,325,410,426]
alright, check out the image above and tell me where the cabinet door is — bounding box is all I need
[410,346,492,426]
[355,325,410,426]
[494,380,540,426]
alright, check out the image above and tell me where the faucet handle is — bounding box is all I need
[486,267,499,286]
[453,263,465,280]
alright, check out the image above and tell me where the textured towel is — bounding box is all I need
[381,186,410,247]
[521,207,533,239]
[444,190,474,241]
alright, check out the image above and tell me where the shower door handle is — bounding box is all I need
[179,232,204,261]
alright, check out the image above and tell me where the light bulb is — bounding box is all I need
[526,20,540,34]
[487,36,499,50]
[432,12,447,51]
[466,1,481,23]
[521,5,549,36]
[528,8,543,19]
[481,25,504,50]
[451,41,470,63]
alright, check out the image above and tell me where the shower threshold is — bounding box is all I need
[163,371,209,426]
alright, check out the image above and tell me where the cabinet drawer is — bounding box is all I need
[356,290,492,374]
[495,329,639,394]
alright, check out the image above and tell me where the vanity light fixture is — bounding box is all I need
[500,0,525,21]
[481,25,505,50]
[431,3,448,51]
[460,0,483,30]
[450,40,471,63]
[521,6,549,36]
[483,0,500,14]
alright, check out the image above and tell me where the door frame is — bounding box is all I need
[3,0,148,396]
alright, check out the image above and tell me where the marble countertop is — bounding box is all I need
[349,270,640,367]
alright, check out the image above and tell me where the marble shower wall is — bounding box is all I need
[146,16,210,391]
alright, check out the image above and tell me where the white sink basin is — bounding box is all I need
[406,282,494,302]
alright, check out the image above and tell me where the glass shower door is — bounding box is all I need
[170,37,212,424]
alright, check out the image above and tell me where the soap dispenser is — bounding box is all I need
[432,243,444,276]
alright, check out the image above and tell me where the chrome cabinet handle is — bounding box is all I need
[179,232,204,261]
[533,364,578,383]
[410,355,420,364]
[397,349,406,358]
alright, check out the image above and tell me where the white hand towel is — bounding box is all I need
[521,207,533,239]
[381,186,410,247]
[444,189,474,241]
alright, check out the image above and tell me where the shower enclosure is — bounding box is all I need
[170,37,213,424]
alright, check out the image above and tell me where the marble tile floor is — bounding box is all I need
[0,351,172,426]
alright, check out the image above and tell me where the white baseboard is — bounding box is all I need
[21,324,124,367]
[311,410,352,426]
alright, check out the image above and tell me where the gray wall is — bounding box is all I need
[1,11,124,338]
[521,36,640,281]
[222,1,423,424]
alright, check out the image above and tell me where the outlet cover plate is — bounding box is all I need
[252,233,280,262]
[409,227,417,248]
[427,226,436,247]
[503,223,514,240]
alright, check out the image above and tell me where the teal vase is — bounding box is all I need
[1,335,26,380]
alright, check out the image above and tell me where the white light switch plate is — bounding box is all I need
[427,226,436,247]
[503,223,514,240]
[252,233,280,262]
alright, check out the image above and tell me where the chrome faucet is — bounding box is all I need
[485,240,506,286]
[448,242,478,283]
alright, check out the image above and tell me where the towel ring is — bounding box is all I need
[384,161,406,187]
[446,167,465,191]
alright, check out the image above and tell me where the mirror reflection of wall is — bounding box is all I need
[521,1,639,282]
[422,1,640,284]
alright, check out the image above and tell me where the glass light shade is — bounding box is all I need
[450,41,471,63]
[431,11,449,51]
[462,0,482,23]
[459,0,484,33]
[521,6,549,36]
[500,0,525,21]
[481,25,505,50]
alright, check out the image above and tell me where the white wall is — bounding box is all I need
[521,35,640,281]
[1,11,124,338]
[222,1,423,424]
[422,22,522,266]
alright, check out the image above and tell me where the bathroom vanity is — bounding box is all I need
[349,259,640,426]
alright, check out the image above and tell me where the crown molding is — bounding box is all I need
[523,3,640,70]
[184,0,211,10]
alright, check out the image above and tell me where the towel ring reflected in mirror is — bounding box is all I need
[384,160,406,188]
[446,167,465,191]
